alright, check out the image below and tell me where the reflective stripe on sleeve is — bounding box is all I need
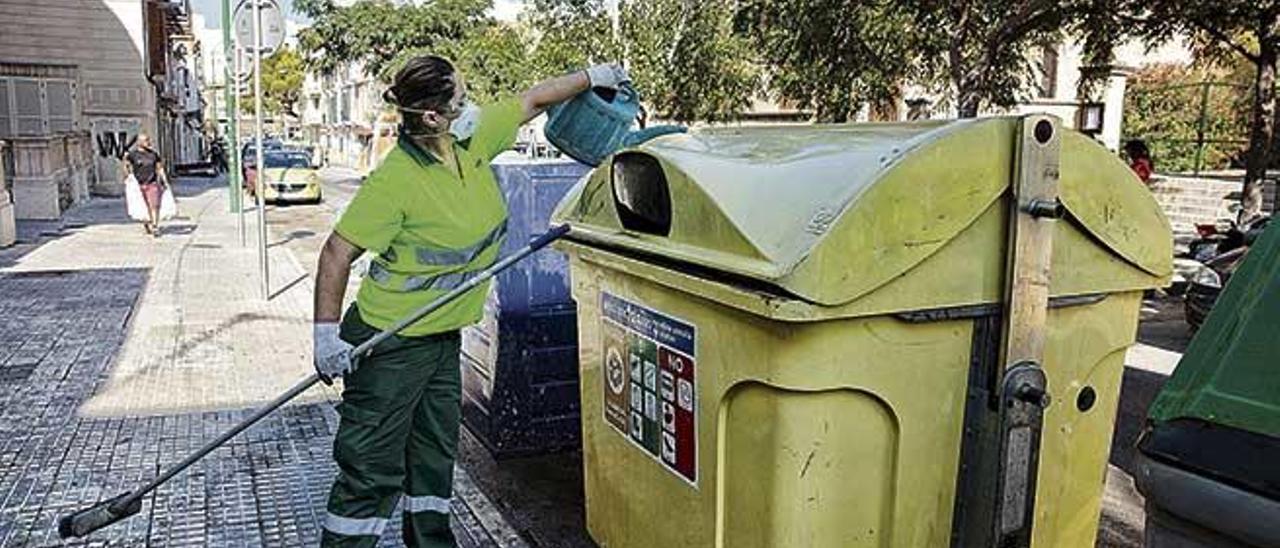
[403,494,452,514]
[367,260,393,283]
[323,513,388,537]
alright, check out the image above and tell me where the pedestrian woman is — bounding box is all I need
[311,55,629,547]
[1124,139,1154,185]
[122,134,168,236]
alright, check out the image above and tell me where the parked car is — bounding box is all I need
[258,152,322,204]
[240,139,287,194]
[1184,215,1270,329]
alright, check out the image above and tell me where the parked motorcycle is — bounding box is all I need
[1183,214,1271,329]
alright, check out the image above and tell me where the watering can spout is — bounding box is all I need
[544,83,686,166]
[622,125,687,148]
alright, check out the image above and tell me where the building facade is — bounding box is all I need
[0,0,205,230]
[298,63,397,172]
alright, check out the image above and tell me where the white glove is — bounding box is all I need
[314,322,355,385]
[585,63,630,90]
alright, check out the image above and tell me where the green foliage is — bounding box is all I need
[735,0,916,122]
[618,0,758,122]
[1093,0,1279,214]
[517,0,757,122]
[384,24,536,105]
[298,0,538,109]
[904,0,1072,117]
[242,47,305,118]
[521,0,620,76]
[296,0,492,78]
[1123,64,1252,173]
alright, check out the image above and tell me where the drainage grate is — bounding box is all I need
[0,363,38,383]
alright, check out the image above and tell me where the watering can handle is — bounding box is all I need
[617,82,638,103]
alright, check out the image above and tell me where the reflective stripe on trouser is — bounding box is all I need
[322,306,462,548]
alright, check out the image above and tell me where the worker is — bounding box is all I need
[311,55,629,547]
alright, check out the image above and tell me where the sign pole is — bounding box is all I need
[253,0,270,300]
[221,0,242,220]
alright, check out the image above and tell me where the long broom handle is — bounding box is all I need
[110,224,572,511]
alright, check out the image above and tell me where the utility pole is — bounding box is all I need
[220,0,242,223]
[235,46,246,247]
[253,0,270,300]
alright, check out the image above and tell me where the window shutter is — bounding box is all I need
[13,78,44,136]
[47,80,74,133]
[0,78,12,138]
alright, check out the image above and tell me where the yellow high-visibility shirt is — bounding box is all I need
[335,98,524,336]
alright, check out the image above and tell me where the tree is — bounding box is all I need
[379,24,535,104]
[521,0,620,77]
[522,0,759,122]
[244,47,305,118]
[618,0,759,122]
[903,0,1073,118]
[1080,1,1278,219]
[297,0,536,106]
[1123,63,1252,173]
[296,0,492,79]
[734,0,917,122]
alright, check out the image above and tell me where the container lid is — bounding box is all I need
[1146,219,1279,438]
[552,117,1172,306]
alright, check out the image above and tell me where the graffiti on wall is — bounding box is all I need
[95,130,136,159]
[89,117,141,190]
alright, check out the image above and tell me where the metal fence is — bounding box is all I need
[1122,81,1253,176]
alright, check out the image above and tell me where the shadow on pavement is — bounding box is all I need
[457,430,594,548]
[1110,367,1171,475]
[268,229,317,249]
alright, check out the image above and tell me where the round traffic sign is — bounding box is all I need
[233,0,286,55]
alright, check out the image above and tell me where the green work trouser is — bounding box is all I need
[321,306,461,547]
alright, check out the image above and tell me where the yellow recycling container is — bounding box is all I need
[550,116,1171,548]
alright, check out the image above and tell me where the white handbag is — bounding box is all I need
[124,175,150,222]
[159,185,177,220]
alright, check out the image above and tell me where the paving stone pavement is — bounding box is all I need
[0,178,518,547]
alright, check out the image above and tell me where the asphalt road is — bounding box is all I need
[260,166,1200,547]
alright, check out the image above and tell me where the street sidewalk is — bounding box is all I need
[0,176,523,547]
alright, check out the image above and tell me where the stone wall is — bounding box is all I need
[1148,173,1277,246]
[7,132,93,220]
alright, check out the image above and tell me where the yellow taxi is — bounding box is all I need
[260,151,322,204]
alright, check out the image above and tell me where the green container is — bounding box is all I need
[1136,219,1280,548]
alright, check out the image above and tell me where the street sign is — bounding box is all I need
[233,0,285,54]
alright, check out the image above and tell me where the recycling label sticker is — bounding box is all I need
[601,292,697,487]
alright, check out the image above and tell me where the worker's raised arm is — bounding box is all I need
[519,63,630,123]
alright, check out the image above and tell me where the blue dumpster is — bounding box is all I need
[460,155,591,457]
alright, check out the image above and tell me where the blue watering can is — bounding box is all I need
[544,83,686,167]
